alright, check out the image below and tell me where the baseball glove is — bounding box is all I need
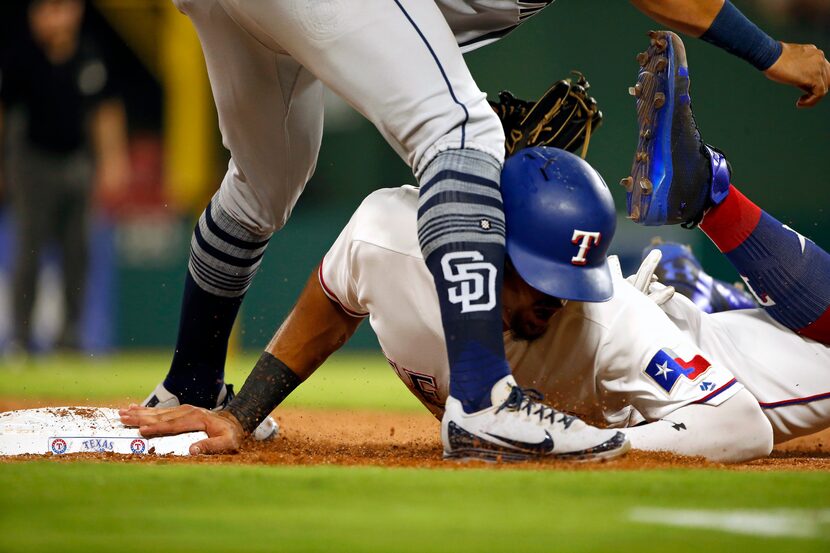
[489,72,602,159]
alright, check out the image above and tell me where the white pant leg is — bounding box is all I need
[174,0,325,234]
[217,0,504,177]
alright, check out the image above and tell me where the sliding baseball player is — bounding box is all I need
[122,31,830,463]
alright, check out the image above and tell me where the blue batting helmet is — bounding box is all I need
[501,147,616,302]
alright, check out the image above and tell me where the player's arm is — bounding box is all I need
[119,266,363,453]
[622,388,773,463]
[90,99,130,204]
[599,273,770,463]
[630,0,830,107]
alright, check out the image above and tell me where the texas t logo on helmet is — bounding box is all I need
[500,147,617,302]
[570,230,602,265]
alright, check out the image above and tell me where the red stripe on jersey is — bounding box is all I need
[694,378,738,404]
[700,185,762,254]
[317,261,369,318]
[798,307,830,345]
[758,391,830,409]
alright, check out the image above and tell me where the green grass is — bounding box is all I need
[2,352,830,552]
[0,351,422,411]
[1,463,829,552]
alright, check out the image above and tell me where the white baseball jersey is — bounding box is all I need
[320,187,830,442]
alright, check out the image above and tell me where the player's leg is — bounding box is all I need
[9,147,57,350]
[218,0,510,412]
[698,186,830,343]
[623,31,830,344]
[642,239,756,314]
[149,0,324,408]
[54,157,92,350]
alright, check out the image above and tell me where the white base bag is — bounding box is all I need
[0,407,206,456]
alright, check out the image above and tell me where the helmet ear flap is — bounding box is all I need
[501,147,616,302]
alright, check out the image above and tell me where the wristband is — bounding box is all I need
[226,352,302,434]
[700,0,782,71]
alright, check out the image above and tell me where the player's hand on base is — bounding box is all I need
[118,404,245,455]
[764,42,830,108]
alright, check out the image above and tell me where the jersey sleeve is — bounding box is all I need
[596,281,743,424]
[318,212,369,318]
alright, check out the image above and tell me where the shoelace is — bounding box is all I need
[496,386,576,429]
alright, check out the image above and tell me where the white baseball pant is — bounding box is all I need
[174,0,505,234]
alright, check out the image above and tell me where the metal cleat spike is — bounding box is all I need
[636,152,648,162]
[640,128,652,140]
[647,30,659,39]
[636,52,649,66]
[630,204,641,221]
[653,92,666,108]
[639,177,653,194]
[655,58,668,72]
[620,176,634,192]
[628,86,637,97]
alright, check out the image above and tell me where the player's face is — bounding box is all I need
[29,0,84,48]
[502,263,567,341]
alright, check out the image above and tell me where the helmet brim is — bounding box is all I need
[507,240,614,302]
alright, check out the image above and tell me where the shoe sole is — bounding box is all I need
[621,31,688,226]
[443,436,632,463]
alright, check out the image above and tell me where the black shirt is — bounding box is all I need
[0,37,114,154]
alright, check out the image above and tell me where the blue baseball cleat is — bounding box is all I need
[644,238,756,313]
[621,31,731,227]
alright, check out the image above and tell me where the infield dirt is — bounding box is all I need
[1,399,829,470]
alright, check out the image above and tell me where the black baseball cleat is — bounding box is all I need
[620,31,731,227]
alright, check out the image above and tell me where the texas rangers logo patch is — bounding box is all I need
[644,348,712,394]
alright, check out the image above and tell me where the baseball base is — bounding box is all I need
[0,407,206,456]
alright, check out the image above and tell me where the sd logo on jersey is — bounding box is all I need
[644,348,712,394]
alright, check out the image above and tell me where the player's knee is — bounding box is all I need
[214,184,280,237]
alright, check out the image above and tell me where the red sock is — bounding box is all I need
[699,185,762,254]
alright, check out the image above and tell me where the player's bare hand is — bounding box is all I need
[118,404,245,455]
[764,42,830,108]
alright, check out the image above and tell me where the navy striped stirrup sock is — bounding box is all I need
[701,185,830,344]
[164,197,271,407]
[418,149,511,413]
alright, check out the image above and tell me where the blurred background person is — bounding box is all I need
[0,0,129,353]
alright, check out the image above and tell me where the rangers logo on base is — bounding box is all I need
[50,438,67,455]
